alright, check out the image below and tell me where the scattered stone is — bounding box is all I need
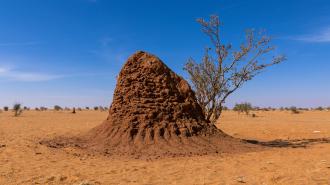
[236,176,247,183]
[75,180,93,185]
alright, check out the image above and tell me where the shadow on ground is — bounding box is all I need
[244,137,330,148]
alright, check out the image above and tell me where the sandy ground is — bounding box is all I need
[0,110,329,185]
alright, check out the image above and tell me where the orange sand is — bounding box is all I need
[0,110,329,184]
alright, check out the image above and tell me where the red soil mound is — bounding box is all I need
[42,51,260,158]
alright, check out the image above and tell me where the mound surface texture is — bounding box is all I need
[82,51,258,157]
[44,51,259,158]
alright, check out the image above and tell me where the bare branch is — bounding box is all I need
[184,15,286,124]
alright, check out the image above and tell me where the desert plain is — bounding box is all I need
[0,110,329,185]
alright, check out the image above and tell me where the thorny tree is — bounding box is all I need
[184,15,286,124]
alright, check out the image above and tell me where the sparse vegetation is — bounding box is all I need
[4,106,9,111]
[13,103,23,116]
[85,107,90,110]
[233,103,253,115]
[54,105,63,111]
[184,15,285,124]
[72,107,76,114]
[290,106,300,114]
[315,106,324,111]
[94,106,99,111]
[40,107,48,111]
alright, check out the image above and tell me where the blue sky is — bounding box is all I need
[0,0,329,108]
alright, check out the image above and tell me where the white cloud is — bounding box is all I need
[293,27,330,43]
[0,67,62,82]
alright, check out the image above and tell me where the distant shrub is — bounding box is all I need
[290,106,300,114]
[64,107,70,111]
[35,107,40,111]
[40,107,48,111]
[298,107,308,111]
[233,102,253,115]
[99,106,105,111]
[72,107,76,114]
[4,106,9,111]
[85,107,90,110]
[13,103,23,116]
[315,106,324,111]
[77,107,82,111]
[253,106,261,111]
[262,108,270,111]
[54,105,62,111]
[94,106,99,111]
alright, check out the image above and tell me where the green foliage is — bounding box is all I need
[13,103,22,116]
[233,102,253,115]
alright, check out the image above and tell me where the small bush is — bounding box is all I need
[233,102,253,115]
[40,107,48,111]
[290,106,300,114]
[72,107,76,114]
[94,106,99,111]
[54,105,62,111]
[85,107,90,110]
[253,106,261,111]
[4,106,9,111]
[13,103,23,116]
[315,106,324,111]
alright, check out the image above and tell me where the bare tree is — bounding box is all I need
[184,15,286,124]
